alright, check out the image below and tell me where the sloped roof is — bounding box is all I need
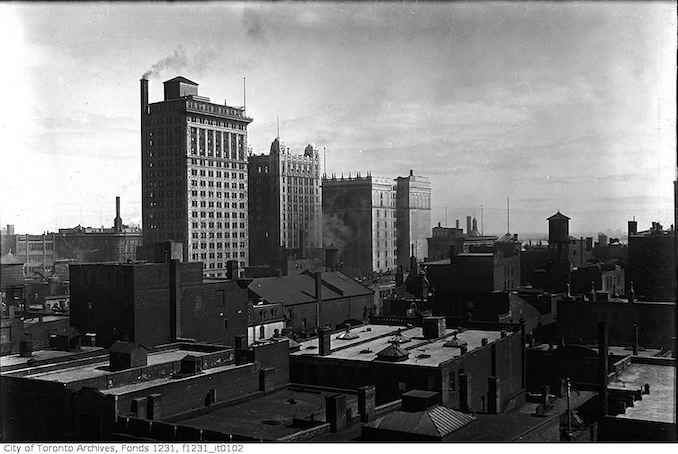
[163,76,198,85]
[365,405,477,438]
[1,252,23,265]
[248,271,372,306]
[547,211,570,221]
[375,342,409,362]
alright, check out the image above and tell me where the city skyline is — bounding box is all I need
[1,2,675,237]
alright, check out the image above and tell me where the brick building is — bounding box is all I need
[0,340,290,441]
[141,76,252,277]
[627,220,675,301]
[248,138,322,266]
[290,317,525,410]
[69,260,249,348]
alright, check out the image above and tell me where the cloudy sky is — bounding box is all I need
[1,2,675,238]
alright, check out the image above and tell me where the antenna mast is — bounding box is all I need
[276,115,280,139]
[323,147,327,176]
[243,77,246,113]
[507,196,510,234]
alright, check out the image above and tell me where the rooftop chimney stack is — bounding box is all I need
[598,321,609,417]
[114,196,123,232]
[467,216,472,235]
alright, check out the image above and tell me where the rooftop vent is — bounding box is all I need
[375,341,410,362]
[109,341,149,371]
[443,333,468,348]
[388,328,411,344]
[336,325,359,341]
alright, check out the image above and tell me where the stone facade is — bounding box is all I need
[141,77,252,277]
[248,139,322,266]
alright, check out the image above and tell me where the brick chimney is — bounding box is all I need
[318,326,331,356]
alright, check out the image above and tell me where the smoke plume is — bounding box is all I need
[142,47,189,79]
[323,214,352,251]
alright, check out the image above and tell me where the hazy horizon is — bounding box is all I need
[1,2,675,236]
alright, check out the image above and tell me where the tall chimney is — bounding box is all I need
[598,320,609,418]
[140,78,149,120]
[114,196,123,232]
[455,219,460,230]
[315,271,322,330]
[466,216,472,236]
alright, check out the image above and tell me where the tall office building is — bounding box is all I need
[141,76,252,277]
[248,138,322,266]
[396,170,432,270]
[322,174,398,277]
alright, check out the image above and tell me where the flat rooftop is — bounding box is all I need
[172,387,339,440]
[0,346,103,370]
[18,347,214,384]
[292,324,506,367]
[610,362,675,423]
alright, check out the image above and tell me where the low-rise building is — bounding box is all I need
[248,270,374,335]
[290,317,525,410]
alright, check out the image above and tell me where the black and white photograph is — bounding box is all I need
[0,0,676,445]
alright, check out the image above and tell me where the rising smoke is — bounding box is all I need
[323,214,352,251]
[142,48,189,79]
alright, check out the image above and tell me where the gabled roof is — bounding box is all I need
[109,341,149,354]
[365,405,477,438]
[248,271,372,306]
[1,252,23,265]
[547,211,570,221]
[163,76,198,86]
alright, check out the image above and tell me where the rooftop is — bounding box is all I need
[292,324,506,367]
[15,347,215,384]
[171,387,343,440]
[249,271,373,306]
[610,362,675,423]
[0,346,103,370]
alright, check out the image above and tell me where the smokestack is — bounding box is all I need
[315,271,322,329]
[114,196,123,232]
[598,320,609,417]
[466,216,472,236]
[140,78,149,119]
[456,219,460,230]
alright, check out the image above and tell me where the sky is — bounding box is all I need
[0,1,675,239]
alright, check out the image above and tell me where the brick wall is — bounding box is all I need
[557,300,675,348]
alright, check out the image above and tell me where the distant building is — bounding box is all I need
[322,171,431,277]
[69,257,249,348]
[627,220,675,301]
[0,224,16,256]
[322,174,398,276]
[248,138,322,266]
[140,77,252,277]
[570,263,625,297]
[12,198,142,277]
[395,170,431,269]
